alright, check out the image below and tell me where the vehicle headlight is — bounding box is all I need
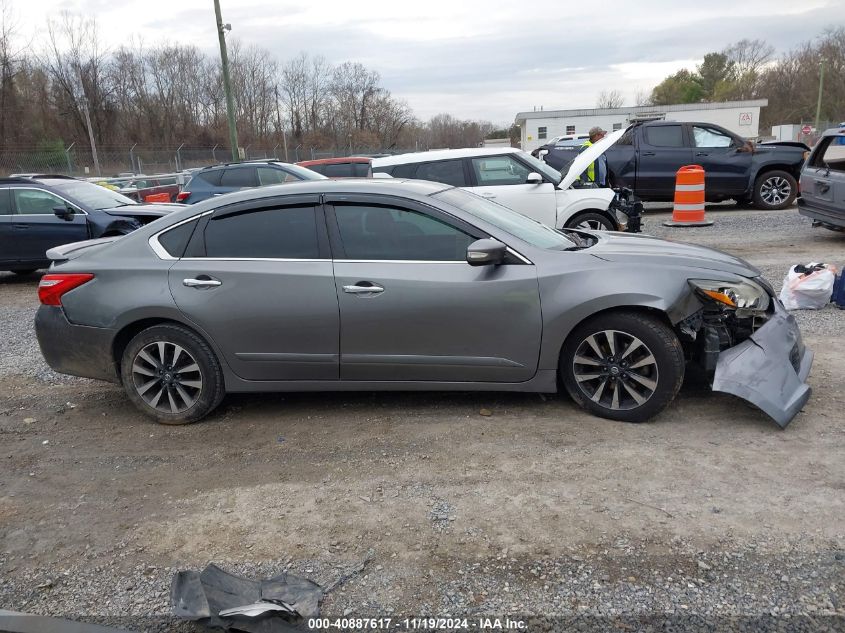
[689,279,770,312]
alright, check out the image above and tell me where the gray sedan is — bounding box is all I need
[34,180,812,427]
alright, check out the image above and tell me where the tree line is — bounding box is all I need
[645,29,844,129]
[0,6,504,154]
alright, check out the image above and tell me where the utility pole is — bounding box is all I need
[814,60,825,133]
[214,0,239,161]
[76,67,101,176]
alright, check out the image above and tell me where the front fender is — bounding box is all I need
[93,218,142,237]
[555,189,615,227]
[537,262,694,370]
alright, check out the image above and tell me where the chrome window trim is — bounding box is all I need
[148,210,212,261]
[147,209,534,265]
[181,257,331,263]
[5,186,89,216]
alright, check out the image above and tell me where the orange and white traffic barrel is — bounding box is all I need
[663,165,713,227]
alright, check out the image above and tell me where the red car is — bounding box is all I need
[295,157,372,178]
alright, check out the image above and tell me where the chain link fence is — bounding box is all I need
[0,145,416,178]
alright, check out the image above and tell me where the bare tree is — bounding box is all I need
[633,89,651,106]
[596,89,624,109]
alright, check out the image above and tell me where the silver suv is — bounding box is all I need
[799,125,845,230]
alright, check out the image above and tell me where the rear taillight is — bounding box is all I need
[176,191,191,202]
[38,274,94,306]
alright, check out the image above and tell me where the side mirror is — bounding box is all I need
[538,150,549,159]
[466,238,506,266]
[53,205,75,221]
[526,172,543,184]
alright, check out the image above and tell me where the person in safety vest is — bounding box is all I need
[578,126,608,186]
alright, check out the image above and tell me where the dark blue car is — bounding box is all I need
[0,175,178,274]
[177,160,326,204]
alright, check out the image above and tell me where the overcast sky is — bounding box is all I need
[12,0,845,125]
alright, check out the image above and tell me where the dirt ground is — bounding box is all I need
[1,204,844,626]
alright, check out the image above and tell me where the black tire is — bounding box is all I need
[752,170,797,210]
[120,324,224,425]
[11,269,37,276]
[560,311,685,423]
[564,212,616,231]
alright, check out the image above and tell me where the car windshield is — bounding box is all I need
[517,151,562,185]
[279,164,329,181]
[433,187,576,249]
[46,179,137,210]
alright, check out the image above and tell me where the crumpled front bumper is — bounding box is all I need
[712,301,813,428]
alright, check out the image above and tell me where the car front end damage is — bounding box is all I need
[675,277,813,427]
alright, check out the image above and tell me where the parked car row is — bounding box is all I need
[0,175,178,274]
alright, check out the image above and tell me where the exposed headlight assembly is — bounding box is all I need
[690,279,770,312]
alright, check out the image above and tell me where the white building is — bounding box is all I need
[515,100,768,152]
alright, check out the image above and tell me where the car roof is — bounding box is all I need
[297,157,372,166]
[198,160,294,171]
[372,147,521,167]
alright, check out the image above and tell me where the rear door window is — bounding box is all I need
[390,163,418,178]
[220,167,257,187]
[644,125,685,148]
[196,170,224,186]
[415,160,467,187]
[204,206,319,259]
[257,167,287,185]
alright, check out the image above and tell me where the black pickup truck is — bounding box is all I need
[539,121,809,210]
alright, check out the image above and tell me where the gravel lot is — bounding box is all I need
[1,204,844,632]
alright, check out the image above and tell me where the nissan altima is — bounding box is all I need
[34,179,812,427]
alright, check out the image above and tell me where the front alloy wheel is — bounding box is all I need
[572,330,658,411]
[565,212,615,231]
[561,312,685,423]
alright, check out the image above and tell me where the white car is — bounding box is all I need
[371,129,627,231]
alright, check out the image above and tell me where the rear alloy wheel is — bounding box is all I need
[753,170,797,210]
[120,324,224,424]
[560,312,685,423]
[564,212,616,231]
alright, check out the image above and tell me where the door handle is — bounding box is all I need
[343,283,384,295]
[183,277,222,288]
[695,152,709,156]
[480,193,497,198]
[641,151,656,157]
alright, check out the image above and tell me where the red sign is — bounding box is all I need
[801,125,812,134]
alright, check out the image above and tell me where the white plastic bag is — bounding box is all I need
[779,263,836,310]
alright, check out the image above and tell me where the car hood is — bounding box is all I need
[558,127,628,190]
[103,203,181,217]
[584,231,760,277]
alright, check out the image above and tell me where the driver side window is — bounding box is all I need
[333,203,476,261]
[13,189,70,215]
[471,156,531,186]
[693,126,733,148]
